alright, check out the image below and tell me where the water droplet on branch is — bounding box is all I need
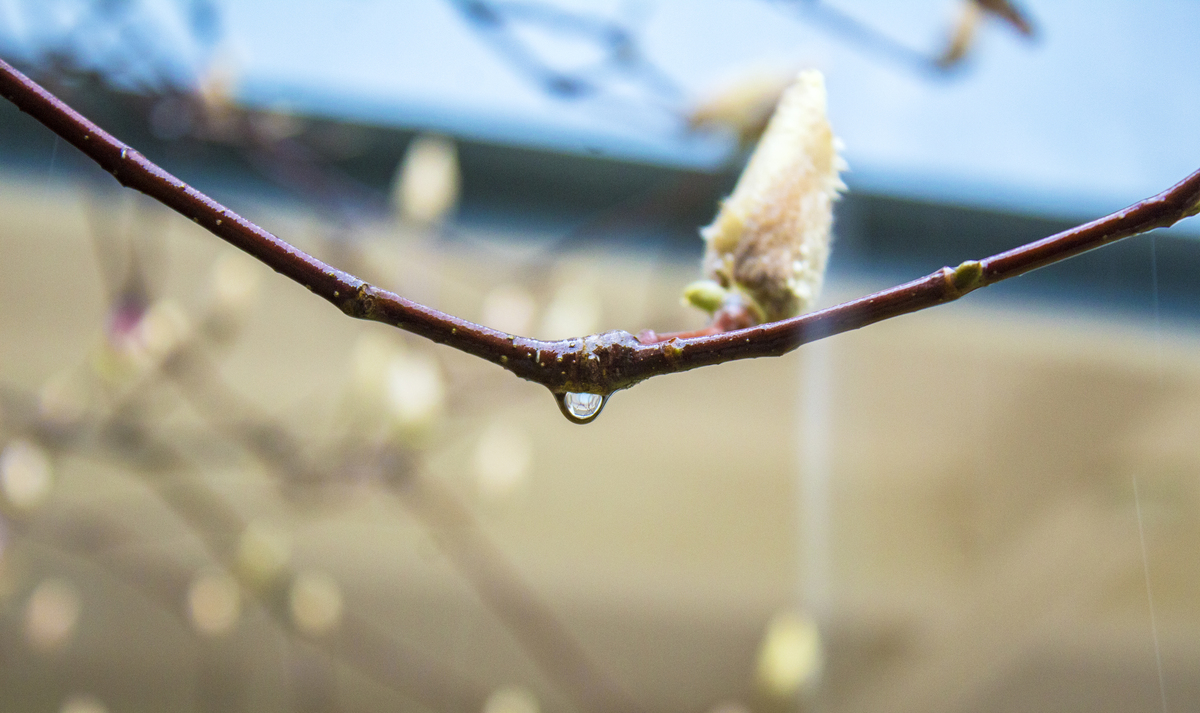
[556,392,606,424]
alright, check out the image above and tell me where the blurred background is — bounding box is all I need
[1,1,1200,712]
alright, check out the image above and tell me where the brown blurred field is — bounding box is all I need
[2,178,1199,713]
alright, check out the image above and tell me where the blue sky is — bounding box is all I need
[3,1,1198,221]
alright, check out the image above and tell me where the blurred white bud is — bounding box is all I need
[481,284,536,336]
[483,686,539,713]
[137,300,191,362]
[197,55,238,113]
[191,53,243,141]
[474,421,533,500]
[237,522,291,587]
[210,250,263,315]
[538,283,601,340]
[386,352,444,428]
[256,106,305,142]
[393,134,460,225]
[25,578,81,652]
[1,439,54,510]
[37,373,89,427]
[349,333,398,399]
[937,0,984,68]
[688,69,794,148]
[290,571,343,636]
[755,611,822,698]
[347,334,444,436]
[101,300,192,379]
[699,70,845,323]
[60,694,107,713]
[188,570,241,636]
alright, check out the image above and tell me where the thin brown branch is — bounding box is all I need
[4,57,1199,413]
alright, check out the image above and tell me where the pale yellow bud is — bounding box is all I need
[188,570,241,636]
[698,70,845,323]
[755,611,822,697]
[210,250,263,316]
[188,55,241,142]
[394,134,461,225]
[236,522,291,587]
[289,571,343,636]
[137,300,191,362]
[385,352,444,428]
[25,578,81,652]
[1,439,53,510]
[937,0,984,68]
[474,421,533,500]
[688,70,794,148]
[538,282,601,340]
[481,284,536,336]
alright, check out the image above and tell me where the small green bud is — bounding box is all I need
[1186,194,1200,219]
[682,280,728,314]
[951,260,984,292]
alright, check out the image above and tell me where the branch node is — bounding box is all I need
[946,260,985,297]
[339,283,374,319]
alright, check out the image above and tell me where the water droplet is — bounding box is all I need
[556,392,606,424]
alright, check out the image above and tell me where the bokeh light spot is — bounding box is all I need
[755,610,822,697]
[475,421,533,499]
[188,570,241,636]
[25,578,81,652]
[290,571,343,636]
[484,685,539,713]
[1,439,54,510]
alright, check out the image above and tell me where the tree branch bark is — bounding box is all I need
[3,56,1199,414]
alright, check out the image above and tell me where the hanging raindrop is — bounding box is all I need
[555,392,606,424]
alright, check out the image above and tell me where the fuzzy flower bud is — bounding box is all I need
[694,70,846,323]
